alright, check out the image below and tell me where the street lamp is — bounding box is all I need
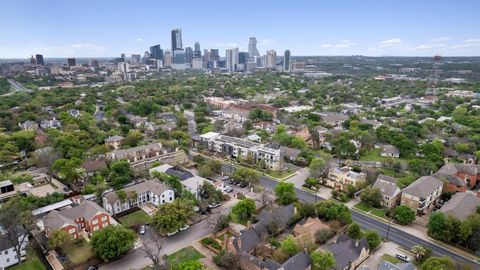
[386,214,397,242]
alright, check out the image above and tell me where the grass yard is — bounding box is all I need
[66,240,95,265]
[9,247,46,270]
[354,202,374,212]
[266,169,294,179]
[118,210,151,228]
[218,232,233,241]
[167,246,204,265]
[230,214,249,226]
[382,254,401,264]
[359,148,383,162]
[372,209,387,218]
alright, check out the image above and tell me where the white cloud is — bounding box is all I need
[136,38,144,42]
[258,38,275,47]
[450,38,480,49]
[379,38,403,48]
[321,40,356,49]
[430,36,452,42]
[413,43,446,50]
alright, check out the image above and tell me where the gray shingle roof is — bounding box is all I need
[326,235,369,270]
[403,176,443,198]
[374,175,401,197]
[43,200,108,231]
[440,192,480,221]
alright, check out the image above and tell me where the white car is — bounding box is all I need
[166,230,178,237]
[223,186,234,193]
[179,224,190,231]
[208,202,221,209]
[395,253,411,262]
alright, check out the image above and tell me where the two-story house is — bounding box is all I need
[43,200,112,239]
[105,142,164,163]
[0,226,28,269]
[373,174,402,209]
[102,179,174,216]
[401,176,443,214]
[104,135,125,150]
[327,167,367,191]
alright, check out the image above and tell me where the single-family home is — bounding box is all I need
[327,167,367,191]
[325,235,370,270]
[104,135,125,150]
[105,142,164,163]
[19,120,38,131]
[380,145,400,158]
[0,226,28,269]
[373,175,401,209]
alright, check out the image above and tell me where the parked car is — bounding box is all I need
[238,182,247,188]
[167,230,178,237]
[395,253,411,262]
[221,176,230,181]
[228,179,236,184]
[139,225,146,235]
[179,224,190,231]
[87,266,98,270]
[224,186,234,193]
[208,202,221,209]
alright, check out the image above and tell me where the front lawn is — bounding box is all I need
[118,210,151,228]
[266,169,294,179]
[66,240,95,265]
[359,148,383,162]
[382,254,401,264]
[372,209,387,218]
[9,247,46,270]
[167,246,204,265]
[354,202,374,212]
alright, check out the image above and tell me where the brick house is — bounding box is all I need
[43,200,112,239]
[434,163,480,192]
[105,142,164,163]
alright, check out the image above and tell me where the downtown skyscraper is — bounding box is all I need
[248,37,260,57]
[171,28,186,69]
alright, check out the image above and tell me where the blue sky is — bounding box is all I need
[1,0,479,58]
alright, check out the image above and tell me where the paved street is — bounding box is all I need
[219,162,479,267]
[284,167,309,188]
[100,217,214,270]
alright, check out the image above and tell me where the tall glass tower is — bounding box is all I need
[248,37,260,57]
[171,28,183,50]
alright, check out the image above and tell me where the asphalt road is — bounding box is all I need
[220,163,478,267]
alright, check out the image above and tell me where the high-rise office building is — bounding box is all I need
[238,52,249,72]
[118,61,129,73]
[67,58,76,67]
[121,53,126,62]
[266,50,276,69]
[149,45,163,61]
[89,59,99,68]
[284,50,291,71]
[193,42,201,58]
[171,28,183,50]
[185,47,193,66]
[131,54,141,65]
[164,50,172,67]
[226,48,239,72]
[35,54,44,65]
[248,37,260,57]
[209,49,219,62]
[203,49,209,63]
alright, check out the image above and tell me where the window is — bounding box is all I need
[6,258,10,263]
[92,219,98,225]
[93,225,99,231]
[102,216,107,221]
[4,250,8,255]
[69,228,76,234]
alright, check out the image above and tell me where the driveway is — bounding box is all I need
[285,167,310,188]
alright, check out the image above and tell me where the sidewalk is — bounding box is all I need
[191,242,221,270]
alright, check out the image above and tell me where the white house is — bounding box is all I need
[0,226,28,269]
[102,179,174,215]
[150,164,209,198]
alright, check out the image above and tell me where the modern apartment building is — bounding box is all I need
[401,176,443,214]
[200,132,283,171]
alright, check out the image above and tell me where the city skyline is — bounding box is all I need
[1,0,480,58]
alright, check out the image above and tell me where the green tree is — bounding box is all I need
[309,157,327,179]
[315,200,352,225]
[280,236,300,257]
[109,160,134,189]
[151,199,194,234]
[231,198,256,222]
[347,222,362,239]
[198,163,213,178]
[365,230,381,250]
[52,157,84,187]
[232,168,259,185]
[198,182,223,203]
[392,205,416,225]
[11,130,36,151]
[360,187,382,208]
[91,225,137,261]
[421,256,455,270]
[310,250,336,270]
[274,182,297,205]
[172,260,205,270]
[411,245,432,264]
[48,230,72,252]
[123,130,143,147]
